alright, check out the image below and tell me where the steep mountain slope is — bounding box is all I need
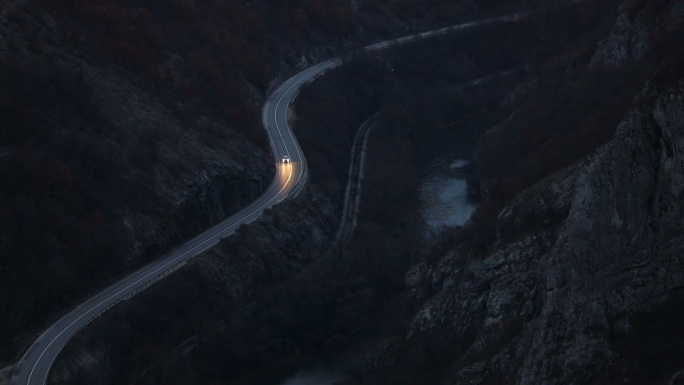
[358,1,684,384]
[0,3,273,361]
[0,0,533,371]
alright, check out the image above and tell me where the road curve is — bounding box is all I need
[12,138,297,384]
[12,11,527,385]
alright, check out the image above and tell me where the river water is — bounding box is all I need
[280,365,343,385]
[276,345,366,385]
[276,158,476,385]
[419,157,477,230]
[419,124,477,230]
[278,128,478,385]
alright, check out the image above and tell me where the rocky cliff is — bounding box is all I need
[365,1,684,384]
[399,82,684,384]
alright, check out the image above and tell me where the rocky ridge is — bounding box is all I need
[408,79,684,385]
[378,1,684,384]
[1,0,515,361]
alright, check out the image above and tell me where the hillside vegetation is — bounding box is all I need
[41,2,642,385]
[0,0,534,366]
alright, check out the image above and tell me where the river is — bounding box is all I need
[280,365,343,385]
[419,157,476,230]
[279,125,478,385]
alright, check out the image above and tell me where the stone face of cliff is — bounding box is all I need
[589,0,650,67]
[374,1,684,384]
[396,80,684,385]
[517,81,684,385]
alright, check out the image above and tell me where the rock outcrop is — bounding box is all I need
[378,1,684,383]
[589,0,649,67]
[393,78,684,385]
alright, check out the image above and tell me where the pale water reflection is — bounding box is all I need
[419,158,477,230]
[280,366,342,385]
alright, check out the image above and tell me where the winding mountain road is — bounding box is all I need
[11,12,527,385]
